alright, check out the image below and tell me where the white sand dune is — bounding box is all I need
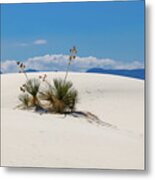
[1,72,144,169]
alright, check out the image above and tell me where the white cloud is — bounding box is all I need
[1,54,144,73]
[33,39,47,45]
[15,39,47,47]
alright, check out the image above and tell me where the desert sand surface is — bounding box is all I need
[1,72,144,169]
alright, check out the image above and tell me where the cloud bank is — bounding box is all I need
[1,54,144,73]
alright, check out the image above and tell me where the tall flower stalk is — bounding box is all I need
[17,61,29,81]
[64,46,77,83]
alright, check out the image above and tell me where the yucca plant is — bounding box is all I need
[39,78,78,113]
[24,78,41,106]
[53,78,78,113]
[16,47,79,114]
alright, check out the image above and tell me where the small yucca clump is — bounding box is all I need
[25,78,41,106]
[39,78,78,113]
[19,78,41,108]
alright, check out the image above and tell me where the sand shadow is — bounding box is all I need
[64,111,117,129]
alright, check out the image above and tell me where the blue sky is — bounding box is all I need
[1,1,144,72]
